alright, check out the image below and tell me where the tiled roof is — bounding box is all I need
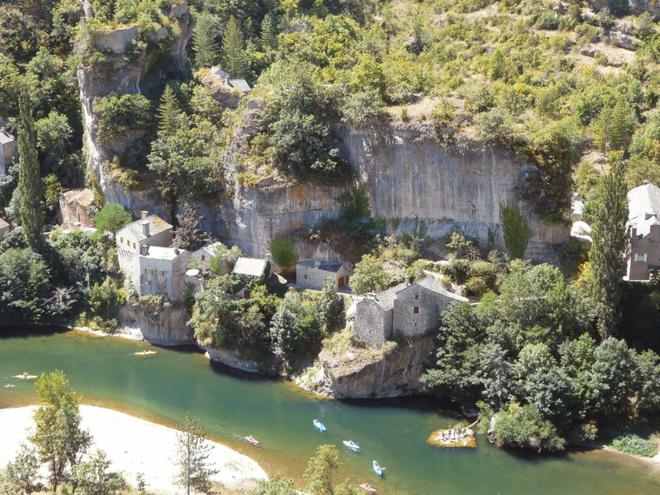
[0,218,9,229]
[232,257,268,277]
[117,215,172,242]
[229,79,251,93]
[297,259,344,273]
[629,182,660,224]
[366,282,408,311]
[144,245,183,260]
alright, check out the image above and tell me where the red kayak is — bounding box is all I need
[244,435,260,447]
[359,483,377,493]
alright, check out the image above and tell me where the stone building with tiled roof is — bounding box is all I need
[627,182,660,280]
[353,276,467,348]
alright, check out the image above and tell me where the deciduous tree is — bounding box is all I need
[175,414,217,495]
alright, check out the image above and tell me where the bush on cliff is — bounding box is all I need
[349,254,391,295]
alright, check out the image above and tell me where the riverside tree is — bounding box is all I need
[30,370,92,492]
[0,444,40,495]
[175,414,217,495]
[71,449,126,495]
[588,156,629,338]
[17,86,44,248]
[303,444,340,495]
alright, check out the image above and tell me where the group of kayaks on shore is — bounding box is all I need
[314,418,384,493]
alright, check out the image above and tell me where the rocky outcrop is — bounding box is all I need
[589,1,659,18]
[119,302,193,346]
[316,335,437,399]
[77,0,192,192]
[202,346,261,373]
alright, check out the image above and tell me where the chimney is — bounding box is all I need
[142,220,150,237]
[141,211,148,220]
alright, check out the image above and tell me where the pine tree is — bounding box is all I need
[588,154,629,338]
[193,11,220,68]
[157,85,184,136]
[260,13,277,50]
[175,415,217,495]
[222,16,247,78]
[17,87,44,247]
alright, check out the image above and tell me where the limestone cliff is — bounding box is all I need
[119,300,193,346]
[307,335,437,399]
[77,0,192,202]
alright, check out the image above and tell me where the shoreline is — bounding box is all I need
[0,405,267,494]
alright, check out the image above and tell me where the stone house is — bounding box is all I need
[353,276,467,348]
[116,211,191,301]
[627,181,660,281]
[209,66,251,94]
[0,129,18,176]
[59,188,95,229]
[191,241,226,275]
[0,218,10,241]
[296,260,350,290]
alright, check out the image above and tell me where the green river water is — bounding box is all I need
[0,330,658,495]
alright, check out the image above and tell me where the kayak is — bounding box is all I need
[359,483,377,493]
[372,460,384,477]
[343,440,361,452]
[244,435,260,447]
[313,419,327,433]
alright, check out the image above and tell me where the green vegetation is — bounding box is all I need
[17,87,45,248]
[175,414,217,495]
[270,235,298,272]
[349,254,392,295]
[610,434,658,458]
[499,204,531,260]
[94,202,132,234]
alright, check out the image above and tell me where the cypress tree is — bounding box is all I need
[17,87,44,247]
[589,154,629,338]
[193,11,220,68]
[157,85,184,136]
[222,16,247,78]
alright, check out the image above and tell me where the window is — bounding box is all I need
[201,255,206,261]
[304,274,308,279]
[634,253,648,262]
[144,269,148,275]
[414,306,419,314]
[414,294,419,299]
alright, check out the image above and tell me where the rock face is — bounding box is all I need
[317,335,437,399]
[119,302,193,346]
[589,0,659,18]
[202,346,261,373]
[77,0,193,192]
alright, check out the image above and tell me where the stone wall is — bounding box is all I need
[352,300,391,348]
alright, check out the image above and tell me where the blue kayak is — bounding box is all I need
[372,460,384,477]
[313,419,327,433]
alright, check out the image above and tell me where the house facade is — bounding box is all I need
[627,182,660,281]
[0,129,18,176]
[59,189,95,229]
[116,211,190,301]
[353,276,467,348]
[296,260,350,290]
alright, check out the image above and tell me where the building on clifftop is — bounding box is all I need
[59,189,95,230]
[352,276,468,348]
[627,181,660,281]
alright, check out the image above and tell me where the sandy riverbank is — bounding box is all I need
[0,405,267,494]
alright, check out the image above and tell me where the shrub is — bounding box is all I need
[94,203,132,234]
[441,259,470,285]
[470,260,497,288]
[610,435,658,458]
[493,403,566,452]
[500,204,532,259]
[270,236,298,273]
[95,93,152,139]
[349,254,391,295]
[465,276,488,297]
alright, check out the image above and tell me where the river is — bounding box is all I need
[0,330,658,495]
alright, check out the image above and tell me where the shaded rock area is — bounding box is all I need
[315,334,437,399]
[119,302,193,346]
[202,344,261,373]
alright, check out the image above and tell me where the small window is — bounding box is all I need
[304,274,308,279]
[414,306,419,314]
[201,255,206,261]
[144,269,148,275]
[634,252,648,262]
[414,294,419,299]
[160,271,165,277]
